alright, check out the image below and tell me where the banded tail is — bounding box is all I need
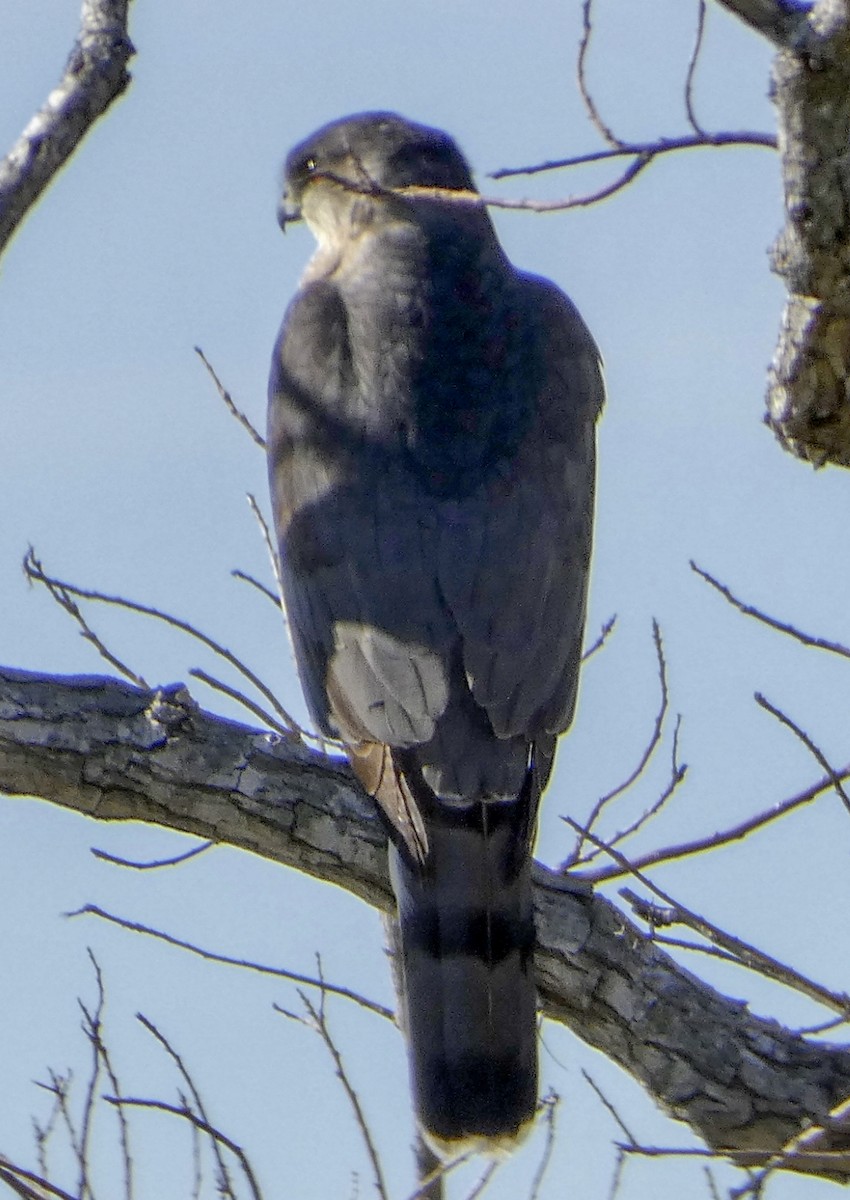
[389,785,538,1150]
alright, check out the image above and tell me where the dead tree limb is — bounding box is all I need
[0,0,134,258]
[2,666,850,1180]
[720,0,850,465]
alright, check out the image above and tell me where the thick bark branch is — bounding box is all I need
[765,0,850,466]
[2,666,850,1179]
[714,0,814,48]
[0,0,134,258]
[717,0,850,468]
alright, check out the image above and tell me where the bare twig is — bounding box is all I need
[189,667,295,738]
[102,1097,263,1200]
[580,762,850,884]
[92,840,213,870]
[581,614,617,662]
[490,131,777,180]
[231,569,279,608]
[755,692,850,817]
[528,1091,560,1200]
[692,561,850,659]
[194,347,265,448]
[36,1073,83,1190]
[703,1165,723,1200]
[0,1158,80,1200]
[281,982,389,1200]
[582,1069,638,1200]
[729,1093,850,1195]
[616,1145,730,1160]
[684,0,709,135]
[24,548,147,688]
[565,620,670,867]
[567,820,850,1018]
[577,716,686,864]
[246,494,285,616]
[79,952,132,1200]
[24,548,300,735]
[0,0,134,257]
[135,1015,235,1200]
[630,924,745,968]
[77,976,104,1200]
[69,904,393,1021]
[582,1069,639,1147]
[32,1082,63,1183]
[577,0,623,147]
[463,1160,498,1200]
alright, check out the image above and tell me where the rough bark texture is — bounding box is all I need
[2,666,850,1179]
[747,0,850,466]
[0,0,134,257]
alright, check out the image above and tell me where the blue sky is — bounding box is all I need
[2,2,848,1197]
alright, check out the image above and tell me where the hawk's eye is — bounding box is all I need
[304,157,317,173]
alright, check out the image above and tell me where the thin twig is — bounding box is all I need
[581,614,617,662]
[629,924,745,968]
[616,1145,732,1159]
[490,130,777,180]
[607,1150,628,1200]
[77,969,105,1200]
[80,952,133,1200]
[463,1160,498,1200]
[24,548,299,735]
[692,561,850,659]
[135,1015,235,1200]
[579,763,850,883]
[231,569,280,607]
[566,819,850,1017]
[703,1165,722,1200]
[32,1083,63,1182]
[101,1097,263,1200]
[685,0,708,135]
[189,667,296,738]
[580,716,686,862]
[92,840,213,870]
[581,1069,639,1147]
[792,1013,850,1037]
[528,1091,560,1200]
[0,1159,80,1200]
[566,620,669,867]
[577,0,623,147]
[37,1073,83,1190]
[69,904,393,1021]
[24,548,147,688]
[247,494,285,619]
[755,692,850,816]
[194,347,265,448]
[287,984,389,1200]
[405,1150,476,1200]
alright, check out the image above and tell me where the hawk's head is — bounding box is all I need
[278,112,479,240]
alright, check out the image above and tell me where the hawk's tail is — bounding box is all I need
[388,782,538,1151]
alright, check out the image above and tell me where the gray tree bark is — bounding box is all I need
[0,0,133,258]
[719,0,850,466]
[2,666,850,1182]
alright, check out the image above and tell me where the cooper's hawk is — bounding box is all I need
[267,112,603,1151]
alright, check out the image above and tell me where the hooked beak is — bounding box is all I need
[277,190,302,233]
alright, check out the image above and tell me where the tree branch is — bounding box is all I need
[713,0,814,49]
[753,0,850,466]
[2,667,850,1179]
[0,0,134,258]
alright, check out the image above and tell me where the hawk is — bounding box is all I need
[267,112,603,1151]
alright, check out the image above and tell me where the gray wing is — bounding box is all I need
[437,272,604,744]
[268,278,455,749]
